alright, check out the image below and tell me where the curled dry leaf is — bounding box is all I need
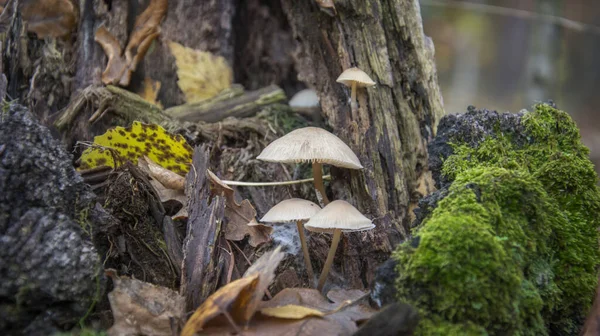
[95,26,128,86]
[96,0,167,85]
[21,0,78,38]
[260,305,325,319]
[168,41,233,103]
[181,247,285,336]
[207,170,273,247]
[181,273,260,336]
[106,269,185,336]
[141,156,185,191]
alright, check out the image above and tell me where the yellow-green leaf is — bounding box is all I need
[259,305,325,319]
[78,122,192,175]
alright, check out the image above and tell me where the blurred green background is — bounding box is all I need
[420,0,600,167]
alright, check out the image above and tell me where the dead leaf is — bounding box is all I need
[200,288,376,335]
[96,0,166,86]
[95,26,128,86]
[105,269,185,336]
[168,41,233,103]
[260,305,325,319]
[181,273,260,336]
[138,77,163,108]
[141,156,185,191]
[207,170,273,247]
[242,246,285,323]
[21,0,78,38]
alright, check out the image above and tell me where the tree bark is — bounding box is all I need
[280,0,444,288]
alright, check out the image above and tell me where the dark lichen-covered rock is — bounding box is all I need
[0,105,103,335]
[391,103,600,335]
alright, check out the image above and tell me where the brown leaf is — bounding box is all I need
[95,26,128,86]
[200,288,375,335]
[242,246,285,323]
[21,0,78,38]
[138,77,163,108]
[207,170,273,247]
[96,0,166,86]
[181,273,260,336]
[141,156,185,190]
[106,269,185,336]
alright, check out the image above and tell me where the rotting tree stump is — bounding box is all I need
[280,0,445,288]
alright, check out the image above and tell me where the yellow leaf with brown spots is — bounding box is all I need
[168,41,233,103]
[78,122,192,175]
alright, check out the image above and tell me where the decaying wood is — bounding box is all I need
[281,0,444,288]
[180,146,228,310]
[165,84,286,123]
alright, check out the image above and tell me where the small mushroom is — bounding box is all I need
[304,200,374,291]
[260,198,321,284]
[289,89,320,119]
[256,127,362,205]
[336,67,376,114]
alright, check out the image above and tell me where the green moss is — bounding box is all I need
[396,103,600,335]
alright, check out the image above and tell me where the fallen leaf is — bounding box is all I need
[149,179,188,219]
[138,77,163,108]
[96,0,166,86]
[207,170,273,247]
[242,246,285,323]
[168,41,233,103]
[21,0,78,38]
[260,305,325,319]
[106,269,185,336]
[78,122,193,175]
[95,26,128,85]
[201,288,376,335]
[181,273,260,336]
[140,156,185,190]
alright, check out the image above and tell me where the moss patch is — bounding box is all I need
[395,103,600,335]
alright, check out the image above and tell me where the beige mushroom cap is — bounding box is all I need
[289,89,319,109]
[260,198,321,223]
[336,67,376,88]
[304,200,374,233]
[256,127,363,169]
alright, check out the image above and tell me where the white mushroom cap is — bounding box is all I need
[289,89,319,109]
[256,127,363,169]
[304,200,374,233]
[336,67,376,88]
[260,198,321,223]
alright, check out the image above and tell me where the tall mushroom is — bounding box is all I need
[260,198,321,284]
[256,127,362,205]
[336,67,376,116]
[304,200,374,291]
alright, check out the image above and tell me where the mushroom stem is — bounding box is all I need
[317,228,342,292]
[296,220,315,285]
[350,82,358,119]
[222,175,331,186]
[312,162,330,205]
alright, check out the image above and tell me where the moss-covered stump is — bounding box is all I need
[391,103,600,335]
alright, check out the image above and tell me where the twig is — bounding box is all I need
[222,174,331,187]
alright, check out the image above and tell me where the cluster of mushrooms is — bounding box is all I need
[255,67,376,291]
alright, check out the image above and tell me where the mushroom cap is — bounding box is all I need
[289,89,319,109]
[256,127,363,169]
[304,200,374,233]
[260,198,321,223]
[336,67,376,88]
